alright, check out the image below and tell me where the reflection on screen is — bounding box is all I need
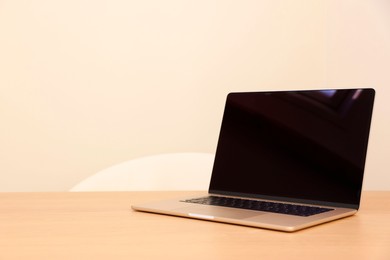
[209,89,375,208]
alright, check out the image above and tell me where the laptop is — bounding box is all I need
[132,88,375,232]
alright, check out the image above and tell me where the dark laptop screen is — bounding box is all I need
[209,89,375,208]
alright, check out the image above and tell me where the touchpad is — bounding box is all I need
[175,205,262,219]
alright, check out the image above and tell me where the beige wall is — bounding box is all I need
[0,0,388,191]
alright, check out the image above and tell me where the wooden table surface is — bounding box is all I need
[0,191,389,259]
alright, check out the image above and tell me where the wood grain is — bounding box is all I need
[0,191,389,259]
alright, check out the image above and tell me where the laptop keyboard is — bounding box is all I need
[182,196,334,217]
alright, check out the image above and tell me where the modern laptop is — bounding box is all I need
[132,88,375,232]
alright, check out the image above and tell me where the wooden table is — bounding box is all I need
[1,191,389,259]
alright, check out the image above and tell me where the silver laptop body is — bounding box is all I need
[132,89,375,232]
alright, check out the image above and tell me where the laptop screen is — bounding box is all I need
[209,89,375,208]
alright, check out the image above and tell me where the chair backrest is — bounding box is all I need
[70,153,215,191]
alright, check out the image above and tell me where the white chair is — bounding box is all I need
[70,153,215,191]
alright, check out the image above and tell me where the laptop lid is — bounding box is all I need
[209,89,375,209]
